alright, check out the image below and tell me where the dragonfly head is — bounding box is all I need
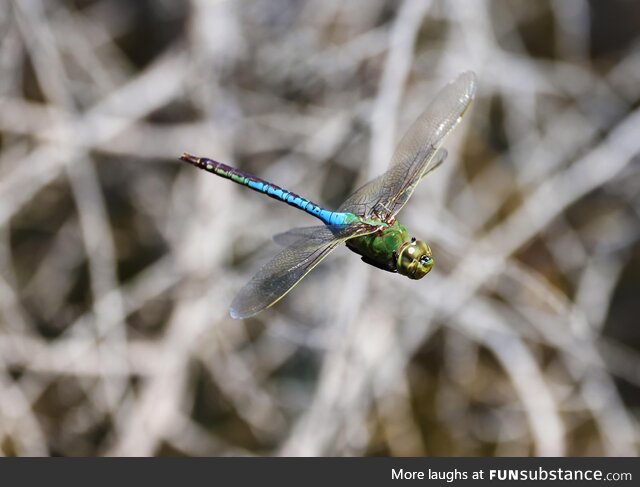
[396,239,433,280]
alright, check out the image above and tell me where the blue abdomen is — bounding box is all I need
[180,154,355,226]
[246,180,351,225]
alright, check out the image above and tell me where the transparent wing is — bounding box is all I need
[421,148,447,181]
[339,71,476,218]
[272,224,352,247]
[230,223,377,319]
[392,147,447,210]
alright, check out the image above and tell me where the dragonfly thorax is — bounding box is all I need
[346,220,432,278]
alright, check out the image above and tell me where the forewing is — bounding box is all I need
[230,224,377,319]
[392,147,447,211]
[339,71,476,218]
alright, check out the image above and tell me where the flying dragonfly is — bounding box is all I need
[180,71,477,319]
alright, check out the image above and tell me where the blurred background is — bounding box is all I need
[1,0,639,456]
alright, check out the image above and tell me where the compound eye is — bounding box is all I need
[411,237,416,243]
[419,255,430,265]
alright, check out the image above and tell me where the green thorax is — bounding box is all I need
[346,220,410,272]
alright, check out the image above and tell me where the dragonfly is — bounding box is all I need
[180,71,477,319]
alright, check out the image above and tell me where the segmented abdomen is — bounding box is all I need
[180,153,352,226]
